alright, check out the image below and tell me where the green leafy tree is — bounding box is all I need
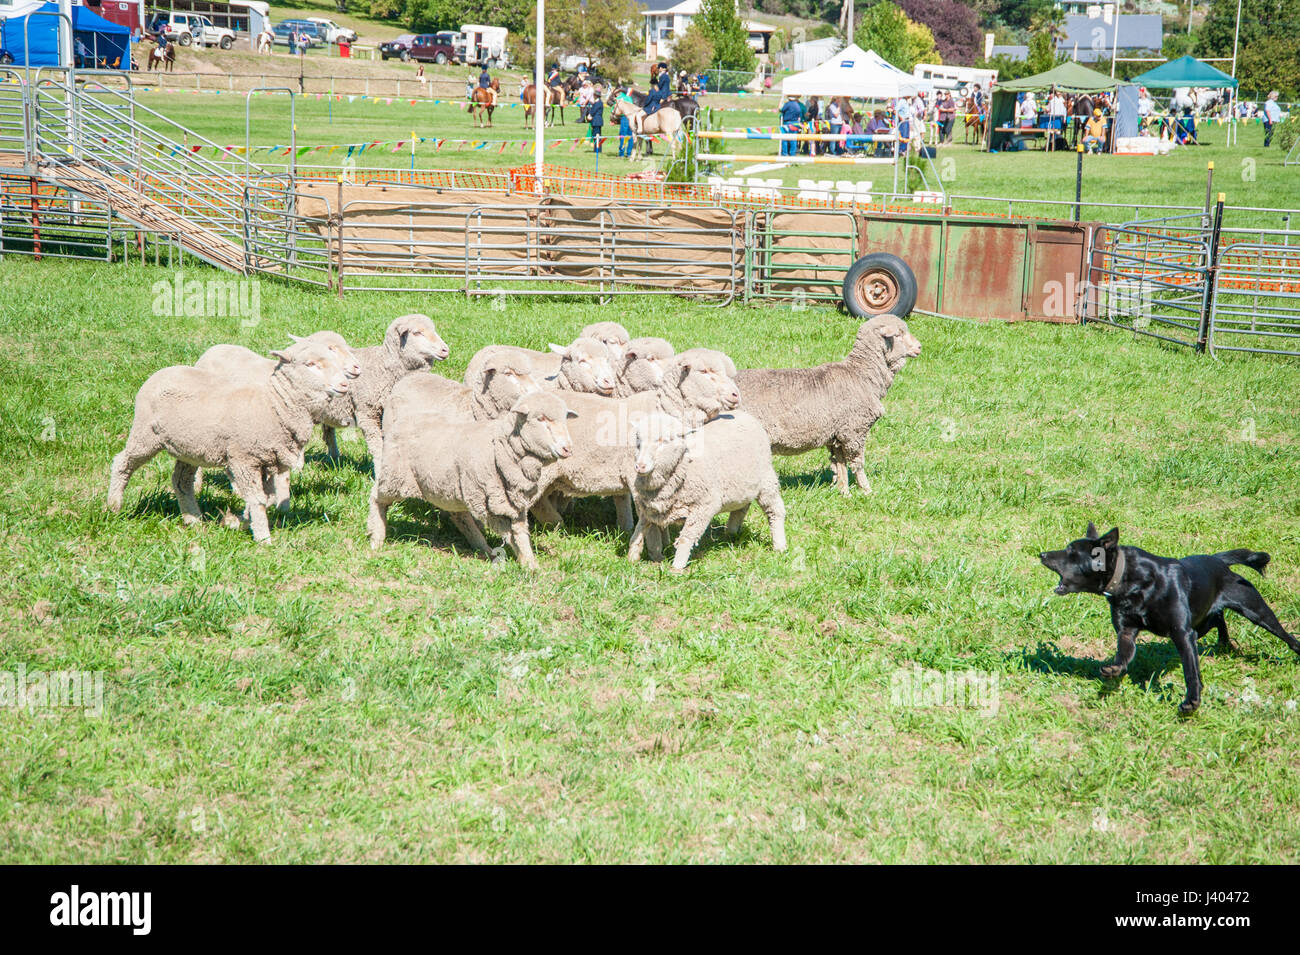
[1024,30,1057,74]
[855,1,912,67]
[1236,36,1300,97]
[409,0,533,35]
[549,0,641,77]
[694,0,758,73]
[673,23,716,76]
[905,19,940,67]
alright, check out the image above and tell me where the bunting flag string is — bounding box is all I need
[213,133,662,160]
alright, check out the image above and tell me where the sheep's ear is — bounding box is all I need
[548,342,568,355]
[1085,521,1099,539]
[565,408,579,419]
[882,334,895,351]
[723,355,737,378]
[269,350,290,363]
[287,333,304,342]
[507,396,530,414]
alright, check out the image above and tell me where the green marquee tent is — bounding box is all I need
[1130,55,1238,89]
[986,63,1118,151]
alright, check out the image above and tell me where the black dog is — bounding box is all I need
[1039,524,1300,714]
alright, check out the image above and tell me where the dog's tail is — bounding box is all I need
[1215,549,1270,575]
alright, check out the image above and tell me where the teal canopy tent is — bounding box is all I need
[1130,56,1238,89]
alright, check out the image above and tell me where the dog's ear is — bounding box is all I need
[1085,521,1099,539]
[1098,527,1119,549]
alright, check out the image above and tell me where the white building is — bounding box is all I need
[639,0,775,61]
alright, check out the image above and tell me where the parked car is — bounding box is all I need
[164,13,236,50]
[272,20,326,49]
[306,17,357,44]
[408,33,457,65]
[379,34,415,61]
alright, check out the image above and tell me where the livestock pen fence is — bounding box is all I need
[2,67,1300,356]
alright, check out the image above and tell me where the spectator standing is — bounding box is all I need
[779,93,805,157]
[937,90,956,143]
[589,87,604,153]
[826,97,844,154]
[1047,88,1066,133]
[1018,92,1038,128]
[617,95,634,157]
[1263,91,1283,147]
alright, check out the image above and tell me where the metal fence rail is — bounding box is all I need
[1210,239,1300,356]
[0,176,112,261]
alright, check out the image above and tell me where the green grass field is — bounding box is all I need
[127,79,1300,225]
[2,256,1300,863]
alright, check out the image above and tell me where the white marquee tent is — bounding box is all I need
[780,44,932,99]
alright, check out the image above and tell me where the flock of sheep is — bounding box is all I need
[106,313,921,570]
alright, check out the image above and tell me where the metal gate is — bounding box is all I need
[1209,236,1300,356]
[744,209,858,305]
[1084,212,1214,349]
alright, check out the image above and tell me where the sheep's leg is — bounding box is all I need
[614,493,635,535]
[322,425,341,463]
[506,518,539,570]
[272,469,292,513]
[170,461,202,525]
[627,518,646,561]
[645,524,665,562]
[229,463,271,544]
[670,512,712,572]
[844,437,871,494]
[107,430,163,512]
[725,504,751,537]
[758,482,787,552]
[448,511,495,560]
[358,414,385,475]
[367,486,391,549]
[830,455,848,493]
[531,491,564,527]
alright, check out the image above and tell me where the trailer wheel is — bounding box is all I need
[219,36,233,50]
[843,252,918,318]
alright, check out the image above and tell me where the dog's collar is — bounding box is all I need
[1102,548,1126,597]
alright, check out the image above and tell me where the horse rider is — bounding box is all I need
[478,64,497,107]
[636,62,672,135]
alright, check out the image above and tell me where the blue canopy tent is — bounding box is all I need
[1,3,132,71]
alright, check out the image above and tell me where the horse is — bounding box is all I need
[520,84,566,127]
[617,86,699,124]
[147,43,175,72]
[608,95,682,160]
[471,77,499,128]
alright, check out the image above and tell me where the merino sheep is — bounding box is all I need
[368,392,577,569]
[616,337,676,397]
[538,348,741,533]
[463,322,630,387]
[383,350,541,428]
[194,331,363,510]
[627,411,786,571]
[464,336,616,398]
[317,314,449,470]
[107,337,354,543]
[735,315,920,495]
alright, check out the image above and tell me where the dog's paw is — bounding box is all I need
[1099,663,1127,680]
[1177,699,1200,716]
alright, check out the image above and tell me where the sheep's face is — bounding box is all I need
[298,331,361,379]
[393,314,451,370]
[512,393,577,460]
[671,348,741,419]
[622,338,674,393]
[581,322,631,363]
[632,413,688,475]
[482,359,542,414]
[272,339,354,397]
[552,337,617,396]
[859,316,921,371]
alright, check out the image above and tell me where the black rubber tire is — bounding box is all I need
[435,52,446,65]
[178,33,193,47]
[842,252,918,318]
[219,36,233,50]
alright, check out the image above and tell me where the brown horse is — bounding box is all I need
[147,42,175,72]
[520,84,565,127]
[471,77,499,128]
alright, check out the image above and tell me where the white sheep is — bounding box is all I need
[368,392,577,569]
[107,336,354,543]
[194,330,362,510]
[538,348,741,533]
[627,411,787,571]
[616,337,676,397]
[464,335,617,398]
[735,315,920,495]
[383,350,542,428]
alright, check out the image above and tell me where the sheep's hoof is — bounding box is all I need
[180,514,201,526]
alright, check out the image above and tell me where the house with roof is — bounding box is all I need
[638,0,775,62]
[989,12,1162,63]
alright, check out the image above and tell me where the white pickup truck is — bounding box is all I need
[307,17,358,44]
[164,14,237,50]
